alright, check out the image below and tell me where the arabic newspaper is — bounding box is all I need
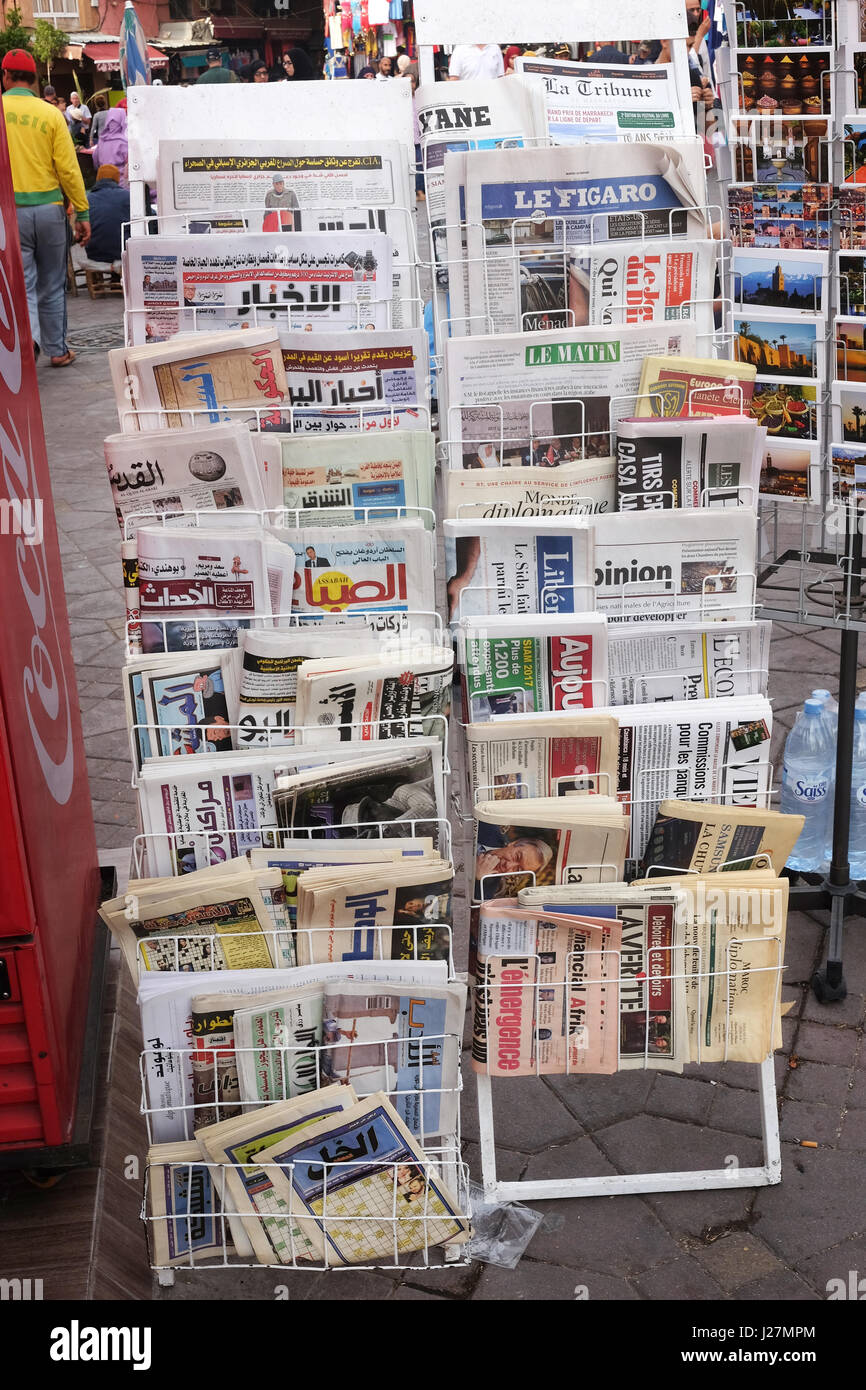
[294,859,453,966]
[443,518,595,620]
[110,329,291,433]
[443,321,697,471]
[255,1093,469,1264]
[126,232,394,344]
[457,141,708,340]
[147,1141,228,1266]
[234,628,381,749]
[155,139,416,328]
[123,648,240,768]
[273,744,446,844]
[196,1085,359,1264]
[104,422,267,537]
[280,330,430,434]
[515,56,688,144]
[272,521,436,620]
[280,431,435,523]
[233,987,326,1107]
[140,960,448,1144]
[293,646,454,745]
[454,613,609,720]
[591,508,759,624]
[607,620,771,704]
[471,900,620,1076]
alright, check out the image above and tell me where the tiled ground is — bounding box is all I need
[7,287,866,1303]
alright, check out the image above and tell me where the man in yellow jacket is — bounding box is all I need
[1,49,90,366]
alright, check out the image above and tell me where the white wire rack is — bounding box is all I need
[474,934,785,1202]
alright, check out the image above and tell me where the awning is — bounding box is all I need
[83,41,168,71]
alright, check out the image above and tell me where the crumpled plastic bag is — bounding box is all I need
[466,1180,546,1269]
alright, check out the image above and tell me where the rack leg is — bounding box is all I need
[812,891,848,1002]
[157,1269,175,1288]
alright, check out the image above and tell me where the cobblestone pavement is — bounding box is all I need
[43,290,866,1302]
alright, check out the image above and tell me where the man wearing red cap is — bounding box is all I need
[1,49,90,367]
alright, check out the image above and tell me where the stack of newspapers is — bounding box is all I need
[102,72,809,1269]
[103,124,473,1269]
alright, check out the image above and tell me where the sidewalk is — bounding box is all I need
[13,288,866,1302]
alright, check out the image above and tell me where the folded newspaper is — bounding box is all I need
[465,712,620,805]
[281,329,430,434]
[124,647,239,768]
[455,612,608,720]
[125,231,394,343]
[109,328,290,433]
[591,508,758,624]
[615,417,765,510]
[471,899,621,1076]
[273,745,445,845]
[146,1141,229,1267]
[473,795,629,903]
[607,620,771,704]
[442,457,615,519]
[444,321,697,471]
[294,857,453,965]
[293,645,454,744]
[443,517,594,620]
[641,801,804,877]
[105,421,268,536]
[155,138,416,329]
[271,520,436,620]
[514,55,690,144]
[635,354,758,419]
[279,431,435,524]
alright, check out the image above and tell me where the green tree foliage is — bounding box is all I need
[0,7,33,58]
[32,20,68,80]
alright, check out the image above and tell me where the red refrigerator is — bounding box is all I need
[0,110,102,1153]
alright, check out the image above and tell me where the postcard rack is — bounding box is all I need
[716,3,866,1002]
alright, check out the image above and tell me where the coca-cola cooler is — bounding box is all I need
[0,114,102,1156]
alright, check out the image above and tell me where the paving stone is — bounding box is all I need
[473,1260,639,1301]
[461,1075,580,1153]
[396,1257,478,1298]
[785,1061,854,1109]
[94,823,137,851]
[87,778,138,804]
[389,1283,450,1299]
[793,1021,860,1066]
[782,912,825,982]
[689,1232,785,1292]
[752,1144,866,1264]
[795,1234,866,1295]
[646,1074,715,1125]
[544,1069,655,1131]
[733,1269,820,1300]
[84,728,135,762]
[802,986,866,1028]
[72,631,116,665]
[707,1085,767,1140]
[633,1255,724,1300]
[838,1107,866,1151]
[779,1100,842,1146]
[847,1071,866,1108]
[460,1141,526,1186]
[304,1270,400,1300]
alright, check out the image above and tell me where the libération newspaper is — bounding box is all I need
[155,139,417,329]
[125,232,394,343]
[444,321,697,471]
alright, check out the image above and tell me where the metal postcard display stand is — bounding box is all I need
[415,0,783,1206]
[717,0,866,1003]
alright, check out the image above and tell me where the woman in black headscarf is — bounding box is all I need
[282,47,318,80]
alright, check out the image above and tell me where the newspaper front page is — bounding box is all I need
[156,139,416,328]
[458,141,708,340]
[281,330,430,435]
[515,57,689,144]
[126,233,394,344]
[455,613,609,720]
[465,714,620,804]
[443,518,595,620]
[444,321,697,471]
[607,621,771,705]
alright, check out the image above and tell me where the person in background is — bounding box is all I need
[448,43,504,80]
[197,49,237,84]
[396,54,417,78]
[243,59,269,82]
[85,164,129,265]
[65,90,91,145]
[502,45,522,73]
[630,40,654,65]
[89,94,110,145]
[42,83,58,105]
[589,39,632,63]
[282,48,317,81]
[376,56,393,80]
[1,49,89,366]
[410,70,424,201]
[56,95,67,114]
[357,65,376,79]
[95,98,129,183]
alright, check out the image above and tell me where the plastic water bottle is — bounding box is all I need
[781,698,835,872]
[850,708,866,881]
[811,689,838,732]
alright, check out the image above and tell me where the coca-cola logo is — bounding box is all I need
[0,203,74,805]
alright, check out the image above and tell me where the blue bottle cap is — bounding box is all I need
[803,699,823,715]
[856,707,866,723]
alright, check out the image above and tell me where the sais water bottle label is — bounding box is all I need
[855,783,866,808]
[789,776,830,803]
